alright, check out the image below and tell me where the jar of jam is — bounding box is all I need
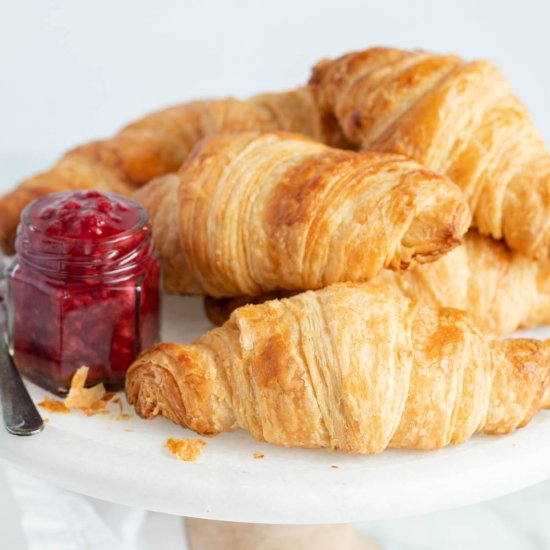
[6,190,161,395]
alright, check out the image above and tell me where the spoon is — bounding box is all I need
[0,254,44,435]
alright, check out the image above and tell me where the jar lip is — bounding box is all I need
[20,191,149,245]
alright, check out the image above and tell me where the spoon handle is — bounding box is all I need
[0,338,44,435]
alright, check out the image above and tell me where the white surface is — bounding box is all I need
[0,463,27,549]
[2,464,186,550]
[360,479,550,550]
[1,296,550,525]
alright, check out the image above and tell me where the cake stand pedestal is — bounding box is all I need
[184,519,380,550]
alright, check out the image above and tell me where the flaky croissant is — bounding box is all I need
[205,232,550,337]
[126,283,550,454]
[378,231,550,336]
[134,131,469,297]
[0,87,344,253]
[309,47,550,259]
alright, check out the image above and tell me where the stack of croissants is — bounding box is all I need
[4,47,550,455]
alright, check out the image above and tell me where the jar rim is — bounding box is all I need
[16,191,155,280]
[20,191,149,245]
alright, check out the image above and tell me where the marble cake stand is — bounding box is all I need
[2,296,550,549]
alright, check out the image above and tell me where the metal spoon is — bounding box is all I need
[0,254,43,435]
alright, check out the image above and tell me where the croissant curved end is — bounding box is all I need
[125,344,190,425]
[397,182,471,269]
[126,342,236,436]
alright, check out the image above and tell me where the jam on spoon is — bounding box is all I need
[7,190,161,395]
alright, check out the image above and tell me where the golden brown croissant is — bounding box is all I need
[0,88,344,253]
[134,131,470,297]
[379,231,550,336]
[204,232,550,337]
[126,283,550,454]
[309,47,550,259]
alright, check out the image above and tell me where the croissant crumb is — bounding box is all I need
[37,398,69,415]
[166,437,206,462]
[59,366,123,416]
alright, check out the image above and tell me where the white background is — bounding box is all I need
[2,0,550,185]
[2,1,550,548]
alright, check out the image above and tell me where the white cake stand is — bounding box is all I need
[2,296,550,549]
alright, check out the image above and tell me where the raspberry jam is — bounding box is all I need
[7,190,161,394]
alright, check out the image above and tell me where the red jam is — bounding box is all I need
[7,190,161,394]
[36,192,141,239]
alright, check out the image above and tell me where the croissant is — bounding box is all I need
[309,47,550,259]
[378,231,550,336]
[0,87,344,253]
[134,131,469,296]
[204,232,550,337]
[126,283,550,454]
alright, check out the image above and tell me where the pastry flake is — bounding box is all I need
[64,366,121,416]
[37,397,70,415]
[166,437,206,462]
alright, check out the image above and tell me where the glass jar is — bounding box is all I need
[7,190,161,395]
